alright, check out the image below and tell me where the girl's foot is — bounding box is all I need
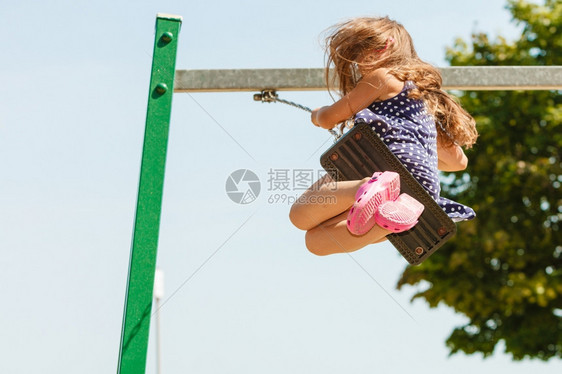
[375,193,424,233]
[347,171,400,235]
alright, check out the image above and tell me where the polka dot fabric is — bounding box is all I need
[354,81,476,222]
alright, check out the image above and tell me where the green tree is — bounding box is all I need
[398,0,562,360]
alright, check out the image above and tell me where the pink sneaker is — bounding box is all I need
[375,193,424,233]
[347,171,400,235]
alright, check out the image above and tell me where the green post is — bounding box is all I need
[117,14,182,374]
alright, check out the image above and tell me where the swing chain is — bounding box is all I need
[254,89,343,141]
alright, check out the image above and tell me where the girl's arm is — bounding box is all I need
[311,70,396,129]
[437,141,468,171]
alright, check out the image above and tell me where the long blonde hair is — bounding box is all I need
[324,16,478,148]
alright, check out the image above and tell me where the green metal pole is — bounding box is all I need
[117,13,182,374]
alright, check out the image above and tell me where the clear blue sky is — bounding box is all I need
[1,0,560,373]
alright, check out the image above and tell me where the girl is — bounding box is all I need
[289,16,478,256]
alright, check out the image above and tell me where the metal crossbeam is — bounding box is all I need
[174,66,562,92]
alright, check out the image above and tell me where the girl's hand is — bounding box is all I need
[311,107,322,127]
[311,106,334,129]
[437,142,468,171]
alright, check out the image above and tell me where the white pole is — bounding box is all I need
[154,267,165,374]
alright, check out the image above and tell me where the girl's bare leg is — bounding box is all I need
[289,174,371,231]
[304,209,391,256]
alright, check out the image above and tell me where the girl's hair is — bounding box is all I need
[324,16,478,148]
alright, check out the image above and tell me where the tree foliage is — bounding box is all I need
[397,0,562,360]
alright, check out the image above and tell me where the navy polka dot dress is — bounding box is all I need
[354,81,476,222]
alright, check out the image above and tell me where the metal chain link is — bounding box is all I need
[254,90,343,141]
